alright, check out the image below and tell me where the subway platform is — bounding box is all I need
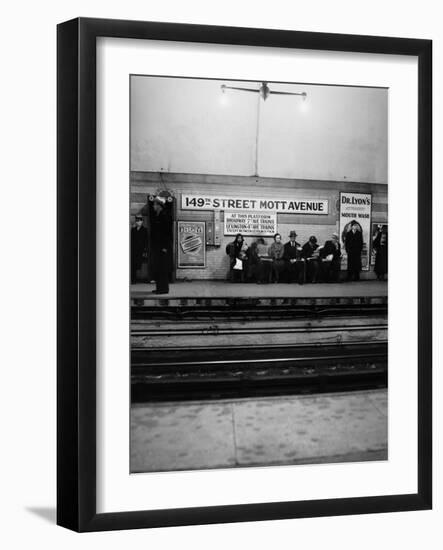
[131,389,387,473]
[131,280,387,307]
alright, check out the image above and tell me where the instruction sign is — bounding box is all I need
[224,211,277,237]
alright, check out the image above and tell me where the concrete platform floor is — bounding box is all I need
[130,389,388,473]
[131,280,387,299]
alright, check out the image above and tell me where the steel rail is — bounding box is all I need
[131,351,387,369]
[131,339,388,352]
[131,323,387,337]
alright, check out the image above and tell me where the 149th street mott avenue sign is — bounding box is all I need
[181,194,329,214]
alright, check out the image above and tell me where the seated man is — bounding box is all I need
[283,230,304,284]
[301,235,320,283]
[319,233,342,283]
[268,233,285,283]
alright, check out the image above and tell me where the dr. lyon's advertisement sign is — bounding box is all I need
[339,192,372,271]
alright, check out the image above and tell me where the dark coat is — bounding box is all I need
[150,210,172,251]
[345,230,363,271]
[131,225,148,269]
[226,240,244,268]
[283,241,301,262]
[150,210,172,293]
[320,240,341,263]
[301,241,319,259]
[373,231,388,275]
[246,243,259,265]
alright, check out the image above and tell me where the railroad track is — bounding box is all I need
[131,301,388,401]
[131,302,387,321]
[132,342,387,402]
[131,315,387,349]
[132,323,386,337]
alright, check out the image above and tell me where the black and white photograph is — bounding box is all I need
[129,75,388,473]
[1,0,437,542]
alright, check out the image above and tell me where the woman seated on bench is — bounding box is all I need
[255,237,273,284]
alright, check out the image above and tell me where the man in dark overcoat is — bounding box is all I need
[373,224,388,280]
[283,230,304,284]
[150,196,172,294]
[131,215,148,284]
[344,222,364,281]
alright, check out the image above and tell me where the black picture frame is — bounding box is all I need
[57,17,432,532]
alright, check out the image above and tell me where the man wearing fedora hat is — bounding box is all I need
[283,230,304,284]
[344,221,364,281]
[150,196,171,294]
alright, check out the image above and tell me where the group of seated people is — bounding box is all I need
[226,231,342,284]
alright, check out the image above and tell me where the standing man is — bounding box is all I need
[283,230,304,284]
[344,221,364,281]
[131,215,148,284]
[150,196,172,294]
[373,224,388,280]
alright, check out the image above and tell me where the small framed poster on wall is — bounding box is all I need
[177,221,206,268]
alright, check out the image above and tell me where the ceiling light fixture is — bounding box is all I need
[221,82,307,101]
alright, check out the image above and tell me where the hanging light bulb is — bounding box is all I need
[260,82,271,101]
[220,84,229,106]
